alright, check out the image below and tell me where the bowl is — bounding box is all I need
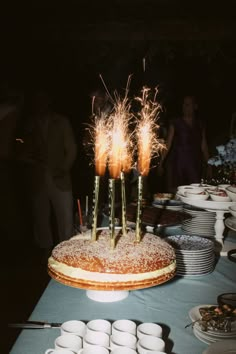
[153,193,174,201]
[229,205,236,217]
[209,189,231,202]
[226,187,236,201]
[185,190,209,200]
[227,185,236,193]
[218,184,230,190]
[178,185,205,196]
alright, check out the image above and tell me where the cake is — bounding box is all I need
[48,229,176,291]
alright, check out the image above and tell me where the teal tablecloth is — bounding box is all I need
[10,233,236,354]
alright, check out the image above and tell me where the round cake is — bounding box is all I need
[48,229,176,291]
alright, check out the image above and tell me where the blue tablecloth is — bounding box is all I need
[10,233,236,354]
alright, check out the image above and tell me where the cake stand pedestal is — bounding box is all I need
[86,290,129,302]
[177,195,236,256]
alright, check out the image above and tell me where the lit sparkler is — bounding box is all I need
[91,114,110,242]
[108,92,133,247]
[135,87,163,242]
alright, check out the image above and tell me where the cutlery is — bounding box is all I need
[8,321,62,329]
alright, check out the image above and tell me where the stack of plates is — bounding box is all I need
[152,199,183,211]
[189,305,236,345]
[165,235,215,276]
[182,205,216,238]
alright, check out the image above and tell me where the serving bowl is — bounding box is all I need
[184,190,209,200]
[228,205,236,217]
[209,189,231,202]
[153,193,174,201]
[227,185,236,193]
[226,187,236,201]
[178,185,205,196]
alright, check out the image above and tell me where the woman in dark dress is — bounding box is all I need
[160,95,210,193]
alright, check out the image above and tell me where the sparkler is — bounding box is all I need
[91,114,109,242]
[135,87,162,242]
[108,91,133,246]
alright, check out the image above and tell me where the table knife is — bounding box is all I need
[8,321,62,329]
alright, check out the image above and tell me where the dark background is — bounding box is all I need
[1,0,236,198]
[2,2,236,352]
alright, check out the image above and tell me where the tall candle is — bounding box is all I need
[109,178,116,249]
[120,171,127,236]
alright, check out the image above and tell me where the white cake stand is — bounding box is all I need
[86,290,129,302]
[177,195,236,256]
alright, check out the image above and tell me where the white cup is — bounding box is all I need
[61,320,86,338]
[137,336,165,353]
[55,334,82,352]
[83,331,110,348]
[78,347,109,354]
[110,332,137,350]
[112,320,136,336]
[45,349,76,354]
[86,319,111,335]
[111,348,137,354]
[137,323,163,339]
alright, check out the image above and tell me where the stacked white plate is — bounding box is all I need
[189,305,236,346]
[165,235,215,276]
[181,205,216,238]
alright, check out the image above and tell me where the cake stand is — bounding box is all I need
[177,195,236,256]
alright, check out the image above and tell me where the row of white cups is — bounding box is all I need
[45,319,167,354]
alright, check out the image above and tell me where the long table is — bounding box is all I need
[10,232,236,354]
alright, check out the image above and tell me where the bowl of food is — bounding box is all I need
[185,189,209,200]
[227,185,236,193]
[226,186,236,201]
[209,189,231,202]
[218,184,230,190]
[153,193,174,202]
[229,205,236,217]
[178,185,205,196]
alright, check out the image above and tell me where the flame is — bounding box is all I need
[94,114,109,176]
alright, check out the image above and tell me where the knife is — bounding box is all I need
[8,321,62,329]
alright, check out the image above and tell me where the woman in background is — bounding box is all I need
[160,95,211,193]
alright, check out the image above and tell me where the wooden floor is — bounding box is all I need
[4,238,50,353]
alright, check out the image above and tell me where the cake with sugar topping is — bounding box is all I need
[48,229,176,290]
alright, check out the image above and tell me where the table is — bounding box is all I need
[10,232,236,354]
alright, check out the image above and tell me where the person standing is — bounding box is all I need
[160,95,210,193]
[21,92,77,260]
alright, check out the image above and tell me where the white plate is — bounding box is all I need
[166,235,214,251]
[202,339,236,354]
[189,305,236,334]
[176,268,214,276]
[225,216,236,232]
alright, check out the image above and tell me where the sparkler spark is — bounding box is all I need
[94,114,110,176]
[108,94,133,179]
[136,87,163,176]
